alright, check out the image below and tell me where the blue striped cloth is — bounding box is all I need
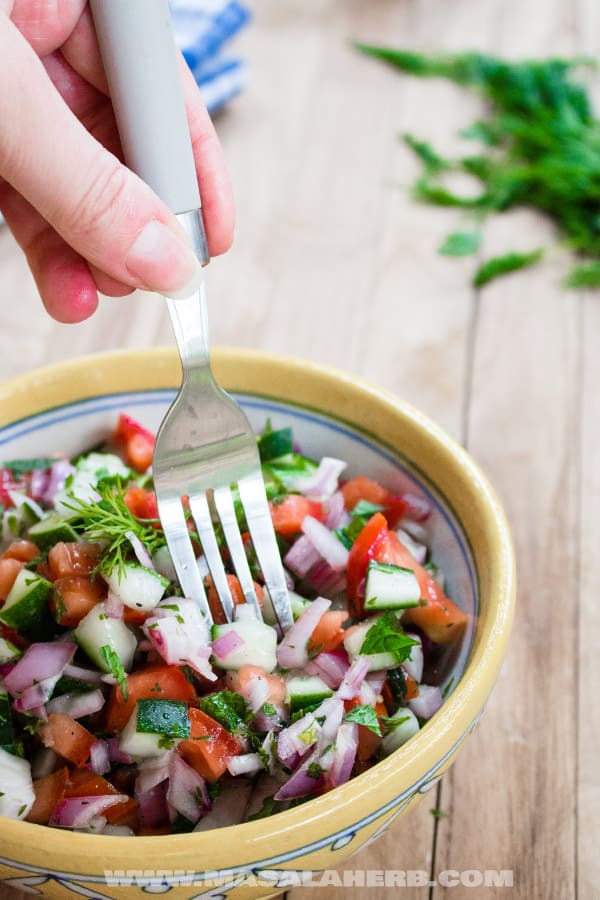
[170,0,250,113]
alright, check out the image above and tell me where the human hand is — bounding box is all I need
[0,0,234,323]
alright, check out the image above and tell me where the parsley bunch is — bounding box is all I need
[356,45,600,288]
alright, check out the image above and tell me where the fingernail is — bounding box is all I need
[125,220,201,295]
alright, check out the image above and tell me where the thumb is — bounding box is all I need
[0,15,201,297]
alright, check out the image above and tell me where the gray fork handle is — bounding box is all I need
[90,0,209,262]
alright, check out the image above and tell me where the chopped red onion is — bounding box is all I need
[290,457,347,501]
[324,722,358,789]
[243,674,270,714]
[324,490,351,530]
[42,460,74,504]
[46,689,105,719]
[305,648,350,689]
[273,756,323,801]
[401,493,432,523]
[194,782,254,831]
[63,663,104,685]
[89,740,110,775]
[366,671,386,694]
[143,599,216,682]
[252,702,286,733]
[307,558,347,597]
[167,753,210,824]
[276,596,331,669]
[395,528,427,564]
[284,535,321,578]
[226,752,263,776]
[125,530,155,570]
[211,629,244,660]
[49,795,128,829]
[337,657,370,700]
[358,679,377,707]
[137,783,168,829]
[106,738,133,765]
[315,696,345,743]
[29,469,49,502]
[13,679,57,712]
[408,684,443,720]
[301,516,349,571]
[4,642,76,695]
[277,712,321,764]
[402,634,424,683]
[135,751,173,794]
[106,590,124,620]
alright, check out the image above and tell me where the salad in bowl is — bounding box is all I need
[0,412,471,836]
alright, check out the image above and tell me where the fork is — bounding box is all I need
[91,0,293,630]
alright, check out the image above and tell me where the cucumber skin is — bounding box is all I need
[74,602,137,672]
[136,699,190,738]
[0,571,52,631]
[28,516,79,551]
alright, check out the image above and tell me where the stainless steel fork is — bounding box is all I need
[91,0,293,629]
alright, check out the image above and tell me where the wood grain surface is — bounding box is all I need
[0,1,597,898]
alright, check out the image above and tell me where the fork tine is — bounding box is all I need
[155,495,213,625]
[213,486,262,620]
[237,473,294,631]
[189,492,235,623]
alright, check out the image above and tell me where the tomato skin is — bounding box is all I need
[206,574,264,625]
[115,414,155,473]
[40,714,96,767]
[268,495,323,536]
[124,487,159,521]
[47,542,103,580]
[178,708,242,782]
[26,767,69,825]
[307,610,349,654]
[1,541,40,563]
[346,512,390,618]
[49,576,105,627]
[341,476,407,529]
[65,769,137,825]
[0,558,24,601]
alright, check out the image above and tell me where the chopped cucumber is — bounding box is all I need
[364,560,420,611]
[4,493,43,538]
[0,747,34,819]
[343,618,398,671]
[285,675,333,715]
[381,707,420,755]
[119,699,190,758]
[258,426,293,462]
[211,619,278,673]
[28,514,79,551]
[54,452,130,516]
[0,569,52,631]
[152,545,177,582]
[0,636,21,665]
[74,601,137,672]
[289,591,310,620]
[104,563,169,612]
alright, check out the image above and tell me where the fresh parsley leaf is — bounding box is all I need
[99,645,128,701]
[439,230,481,257]
[360,612,418,664]
[381,714,411,733]
[473,250,544,286]
[2,457,57,474]
[307,762,323,779]
[199,691,253,735]
[351,500,386,517]
[343,704,382,736]
[262,703,277,717]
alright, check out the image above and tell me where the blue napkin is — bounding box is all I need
[170,0,250,113]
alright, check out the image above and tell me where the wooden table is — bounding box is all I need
[0,1,597,898]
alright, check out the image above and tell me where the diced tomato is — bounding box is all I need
[49,576,105,627]
[380,533,468,644]
[65,769,137,825]
[48,542,103,581]
[104,664,196,733]
[0,558,24,602]
[225,665,286,706]
[344,697,387,762]
[341,476,407,529]
[122,606,150,626]
[1,540,40,563]
[40,714,96,767]
[0,470,31,507]
[26,767,69,825]
[178,708,242,782]
[308,610,349,654]
[124,487,159,522]
[206,574,264,626]
[345,512,389,617]
[268,495,323,536]
[115,414,155,473]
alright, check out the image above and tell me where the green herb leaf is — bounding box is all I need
[381,714,411,733]
[199,691,253,735]
[2,458,57,474]
[565,261,600,288]
[439,230,481,257]
[351,500,386,517]
[343,704,382,736]
[403,133,450,172]
[360,612,418,664]
[99,645,128,701]
[473,249,543,286]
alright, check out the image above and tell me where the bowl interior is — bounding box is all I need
[0,385,477,694]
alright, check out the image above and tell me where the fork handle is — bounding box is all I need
[90,0,209,263]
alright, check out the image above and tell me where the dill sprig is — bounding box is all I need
[64,479,166,576]
[355,45,600,288]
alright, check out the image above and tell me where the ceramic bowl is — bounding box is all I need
[0,348,515,900]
